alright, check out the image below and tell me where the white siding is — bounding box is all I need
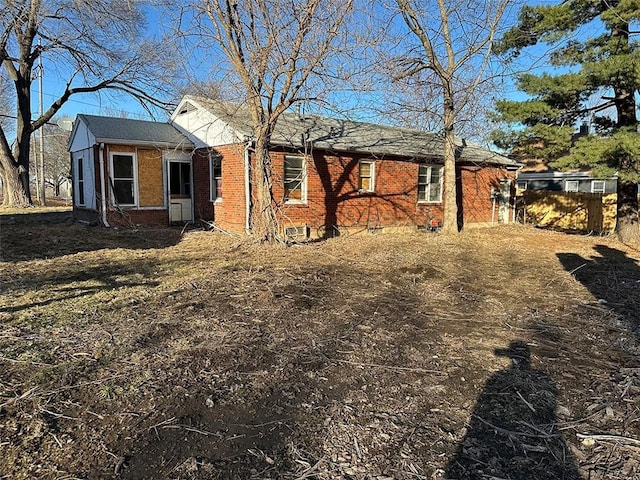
[68,119,96,153]
[72,149,96,209]
[170,98,243,147]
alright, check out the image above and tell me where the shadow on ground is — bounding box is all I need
[557,245,640,338]
[0,209,182,262]
[445,340,581,479]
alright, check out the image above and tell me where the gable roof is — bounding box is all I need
[177,96,516,167]
[70,114,193,151]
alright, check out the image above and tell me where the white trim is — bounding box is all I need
[565,180,579,192]
[109,151,139,207]
[209,153,223,202]
[591,180,606,193]
[417,164,443,203]
[358,160,375,192]
[284,155,307,204]
[74,155,85,207]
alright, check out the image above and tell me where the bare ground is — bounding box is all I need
[1,207,639,480]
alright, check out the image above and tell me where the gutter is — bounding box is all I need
[98,143,110,227]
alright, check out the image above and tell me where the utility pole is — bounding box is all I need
[38,39,45,205]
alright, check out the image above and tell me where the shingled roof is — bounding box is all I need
[75,114,192,148]
[187,96,516,167]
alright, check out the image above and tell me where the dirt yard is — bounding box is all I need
[1,208,639,480]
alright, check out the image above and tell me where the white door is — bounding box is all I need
[168,161,193,223]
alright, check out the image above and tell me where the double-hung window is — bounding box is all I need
[284,155,306,203]
[111,153,137,206]
[359,161,375,192]
[565,180,579,192]
[591,180,605,194]
[418,164,443,203]
[210,154,222,202]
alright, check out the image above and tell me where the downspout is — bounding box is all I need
[244,140,252,234]
[99,143,110,227]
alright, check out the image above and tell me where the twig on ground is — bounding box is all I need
[576,433,640,447]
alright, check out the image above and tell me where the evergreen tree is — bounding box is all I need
[493,0,640,242]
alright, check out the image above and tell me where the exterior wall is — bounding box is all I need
[267,149,445,235]
[137,148,164,207]
[106,208,169,227]
[209,146,514,236]
[459,165,515,225]
[193,144,248,233]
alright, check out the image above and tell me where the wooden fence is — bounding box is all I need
[517,190,618,233]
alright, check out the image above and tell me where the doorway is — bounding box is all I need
[168,160,193,223]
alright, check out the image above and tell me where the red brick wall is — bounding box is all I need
[458,165,515,224]
[189,145,515,234]
[107,208,169,227]
[192,149,213,222]
[192,144,248,233]
[267,150,444,234]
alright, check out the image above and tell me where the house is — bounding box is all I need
[68,115,194,226]
[69,96,519,236]
[516,170,617,194]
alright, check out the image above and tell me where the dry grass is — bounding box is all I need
[1,208,639,479]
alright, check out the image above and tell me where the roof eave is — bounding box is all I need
[95,138,194,149]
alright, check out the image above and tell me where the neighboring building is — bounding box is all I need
[68,96,519,236]
[516,170,617,194]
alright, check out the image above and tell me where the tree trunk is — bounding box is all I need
[611,22,639,243]
[616,178,640,244]
[441,92,459,234]
[1,163,31,207]
[251,134,279,242]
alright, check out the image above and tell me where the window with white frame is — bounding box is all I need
[358,161,375,192]
[110,153,137,206]
[284,155,306,202]
[565,180,579,192]
[418,164,443,202]
[591,180,605,193]
[76,157,85,206]
[516,180,528,191]
[210,154,222,202]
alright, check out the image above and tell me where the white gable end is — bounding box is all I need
[68,117,96,153]
[170,97,245,148]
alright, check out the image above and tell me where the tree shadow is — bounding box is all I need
[0,210,183,262]
[445,340,581,480]
[557,245,640,336]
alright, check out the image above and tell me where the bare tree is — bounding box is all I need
[393,0,511,233]
[183,0,353,242]
[0,0,174,207]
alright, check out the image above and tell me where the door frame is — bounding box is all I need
[165,153,193,223]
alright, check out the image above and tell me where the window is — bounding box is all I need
[565,180,579,192]
[170,162,191,197]
[516,180,528,191]
[284,155,306,202]
[591,180,605,193]
[111,153,137,206]
[76,157,85,206]
[418,164,443,203]
[359,161,375,192]
[210,155,222,201]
